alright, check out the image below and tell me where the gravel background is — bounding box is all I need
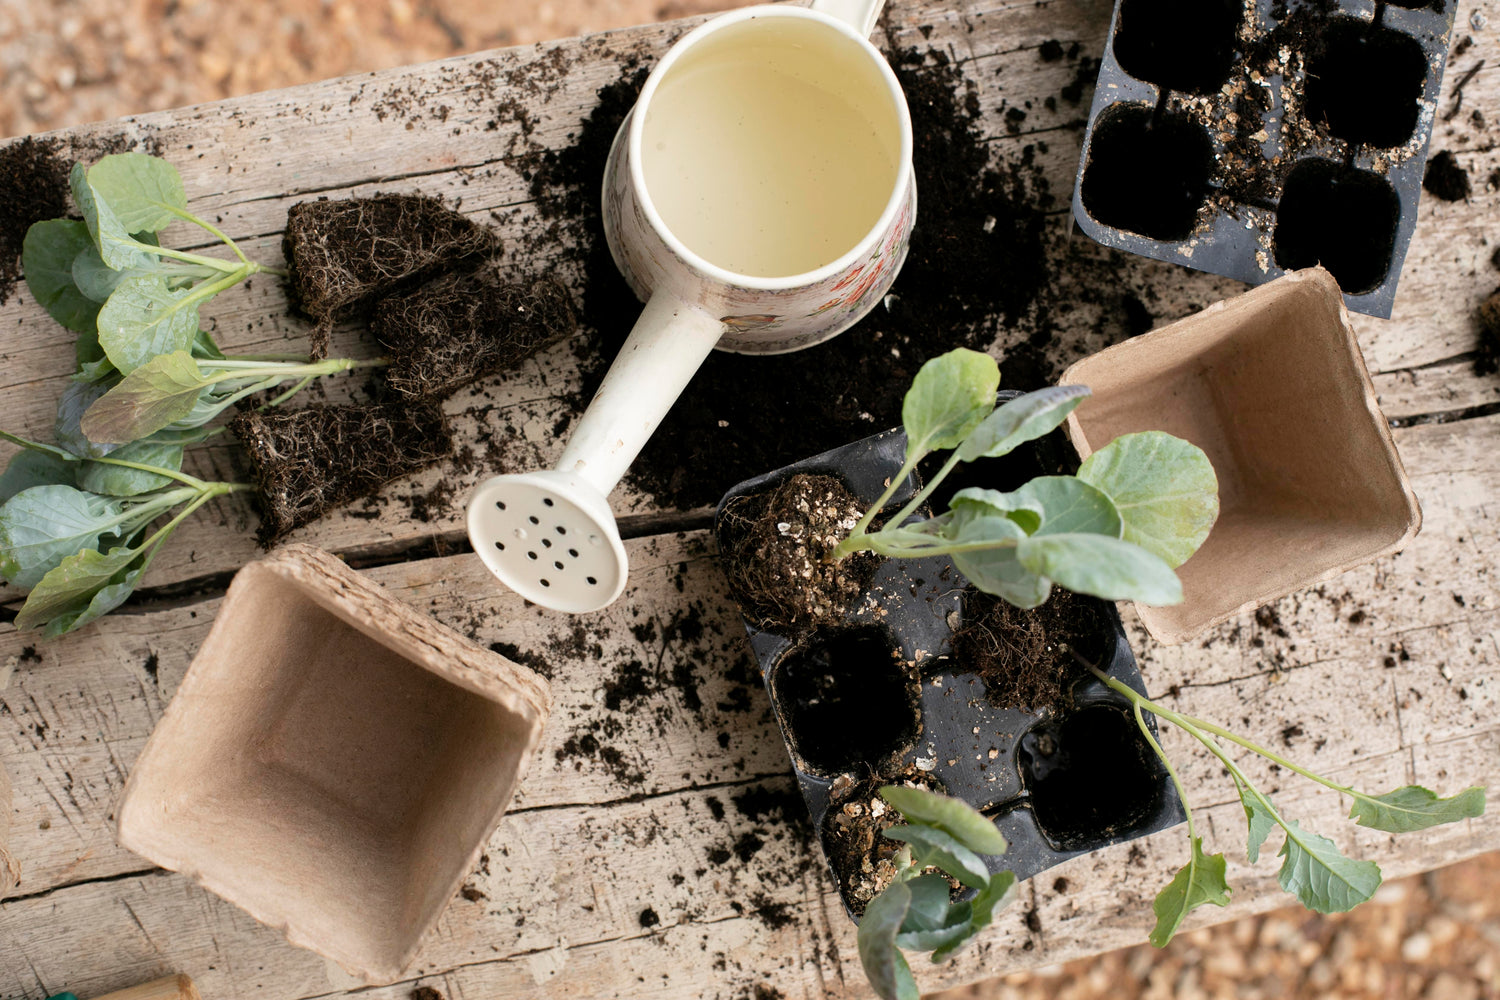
[1,1,1495,997]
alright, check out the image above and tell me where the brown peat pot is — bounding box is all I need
[1060,267,1421,644]
[116,544,551,983]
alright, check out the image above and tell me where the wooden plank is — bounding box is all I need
[0,729,1492,1000]
[3,0,1498,601]
[1,409,1497,997]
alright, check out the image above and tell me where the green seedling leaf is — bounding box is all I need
[72,242,150,303]
[949,515,1053,609]
[1149,837,1230,947]
[932,869,1017,962]
[1012,476,1122,537]
[900,874,958,932]
[1017,532,1183,605]
[14,543,145,634]
[56,380,120,459]
[21,220,100,334]
[81,351,206,445]
[950,487,1043,535]
[40,555,149,638]
[191,327,227,360]
[1078,431,1219,568]
[1235,775,1278,864]
[881,786,1008,856]
[0,430,78,463]
[78,439,185,496]
[1349,785,1486,834]
[956,385,1091,463]
[858,878,919,1000]
[71,161,143,270]
[1276,819,1382,913]
[0,449,77,503]
[883,825,991,889]
[0,484,129,588]
[86,153,187,235]
[902,348,999,463]
[97,274,202,374]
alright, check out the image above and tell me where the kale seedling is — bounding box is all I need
[0,431,250,637]
[857,787,1016,1000]
[1069,648,1486,946]
[829,348,1218,608]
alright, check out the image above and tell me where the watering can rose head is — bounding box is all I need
[829,347,1219,609]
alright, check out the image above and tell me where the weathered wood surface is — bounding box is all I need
[1,0,1499,997]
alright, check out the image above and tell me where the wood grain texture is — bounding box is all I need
[1,0,1498,996]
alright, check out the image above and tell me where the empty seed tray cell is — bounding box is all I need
[714,427,1183,918]
[1072,0,1460,318]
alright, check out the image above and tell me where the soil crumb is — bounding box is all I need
[953,587,1110,710]
[822,767,947,915]
[283,194,501,355]
[1477,287,1500,377]
[232,400,453,546]
[717,473,877,629]
[1424,150,1471,202]
[0,136,71,306]
[409,988,444,1000]
[374,269,578,398]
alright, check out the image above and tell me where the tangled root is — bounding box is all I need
[282,194,501,356]
[232,400,453,547]
[718,473,877,630]
[373,267,577,398]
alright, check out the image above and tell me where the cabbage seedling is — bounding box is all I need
[829,348,1219,609]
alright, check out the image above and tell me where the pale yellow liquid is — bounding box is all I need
[641,18,902,279]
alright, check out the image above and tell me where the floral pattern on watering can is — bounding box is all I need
[603,107,917,355]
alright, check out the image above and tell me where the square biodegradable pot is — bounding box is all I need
[714,424,1183,917]
[116,544,551,983]
[1060,267,1421,645]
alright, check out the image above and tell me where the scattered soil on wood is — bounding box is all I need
[0,136,71,306]
[529,48,1070,511]
[282,194,501,355]
[821,766,947,915]
[1423,150,1471,202]
[232,400,452,546]
[771,625,920,777]
[717,473,877,629]
[952,587,1110,711]
[373,269,578,397]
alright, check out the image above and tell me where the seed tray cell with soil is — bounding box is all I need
[714,422,1183,917]
[1072,0,1459,318]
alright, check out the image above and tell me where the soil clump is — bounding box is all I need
[717,473,877,629]
[1476,287,1500,376]
[821,767,948,915]
[232,400,452,546]
[0,137,71,306]
[953,587,1110,711]
[373,269,578,397]
[282,194,501,356]
[1423,150,1471,202]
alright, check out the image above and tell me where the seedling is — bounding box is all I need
[22,153,382,447]
[0,431,250,637]
[856,786,1016,1000]
[830,348,1219,609]
[1071,649,1486,946]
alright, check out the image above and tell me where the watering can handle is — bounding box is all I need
[554,290,722,496]
[811,0,887,37]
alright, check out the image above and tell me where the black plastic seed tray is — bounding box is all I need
[1072,0,1460,318]
[713,424,1184,919]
